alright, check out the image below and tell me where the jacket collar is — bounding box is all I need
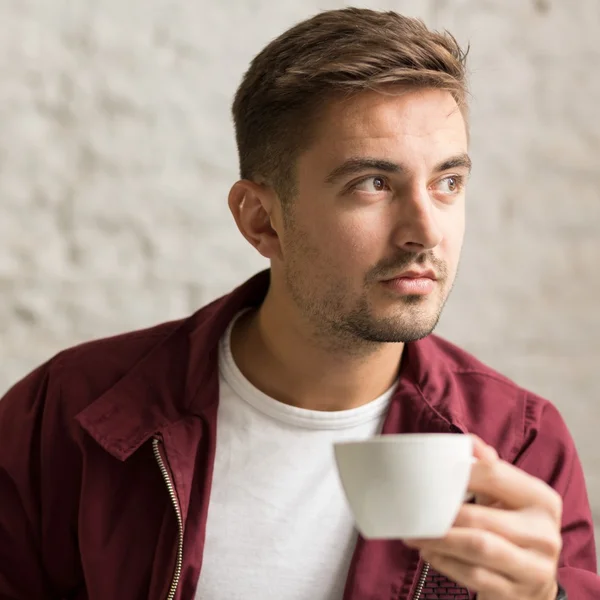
[75,272,270,460]
[76,270,466,460]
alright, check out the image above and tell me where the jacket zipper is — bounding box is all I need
[411,561,430,600]
[153,434,431,600]
[153,437,184,600]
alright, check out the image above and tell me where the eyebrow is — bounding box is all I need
[435,153,472,174]
[324,153,472,185]
[324,158,402,184]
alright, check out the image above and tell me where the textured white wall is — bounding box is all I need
[1,0,599,557]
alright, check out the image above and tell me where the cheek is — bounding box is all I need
[439,218,465,273]
[325,216,388,266]
[296,200,393,268]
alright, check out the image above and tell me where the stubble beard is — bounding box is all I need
[282,227,453,353]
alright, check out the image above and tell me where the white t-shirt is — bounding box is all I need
[195,314,396,600]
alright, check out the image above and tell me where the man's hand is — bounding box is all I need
[404,435,563,600]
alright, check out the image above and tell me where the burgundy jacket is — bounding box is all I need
[0,271,598,600]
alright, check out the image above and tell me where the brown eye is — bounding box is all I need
[372,177,386,191]
[435,175,463,194]
[354,176,390,193]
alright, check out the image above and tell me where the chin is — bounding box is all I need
[386,297,441,317]
[351,312,439,344]
[385,308,442,335]
[357,324,436,344]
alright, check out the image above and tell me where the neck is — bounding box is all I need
[230,288,404,411]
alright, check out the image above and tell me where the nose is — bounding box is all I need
[392,185,443,252]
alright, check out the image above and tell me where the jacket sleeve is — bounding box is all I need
[515,396,599,598]
[0,362,74,600]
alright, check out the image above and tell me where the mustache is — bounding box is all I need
[368,251,447,281]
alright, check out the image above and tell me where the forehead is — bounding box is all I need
[305,88,468,168]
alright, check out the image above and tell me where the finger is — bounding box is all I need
[420,551,514,599]
[469,436,503,507]
[470,434,498,464]
[417,527,556,584]
[468,457,562,520]
[454,503,563,558]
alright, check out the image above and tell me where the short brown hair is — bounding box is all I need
[232,7,469,202]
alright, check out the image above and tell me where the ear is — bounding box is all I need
[228,180,283,260]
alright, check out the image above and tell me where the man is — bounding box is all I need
[0,7,597,600]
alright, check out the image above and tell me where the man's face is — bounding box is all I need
[273,88,469,345]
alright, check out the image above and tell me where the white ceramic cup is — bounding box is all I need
[333,433,474,539]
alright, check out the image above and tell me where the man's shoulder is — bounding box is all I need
[44,316,175,379]
[417,335,557,459]
[50,287,233,388]
[1,274,262,434]
[421,334,524,390]
[1,315,196,420]
[53,318,186,377]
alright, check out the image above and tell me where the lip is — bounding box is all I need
[382,269,437,282]
[379,269,438,297]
